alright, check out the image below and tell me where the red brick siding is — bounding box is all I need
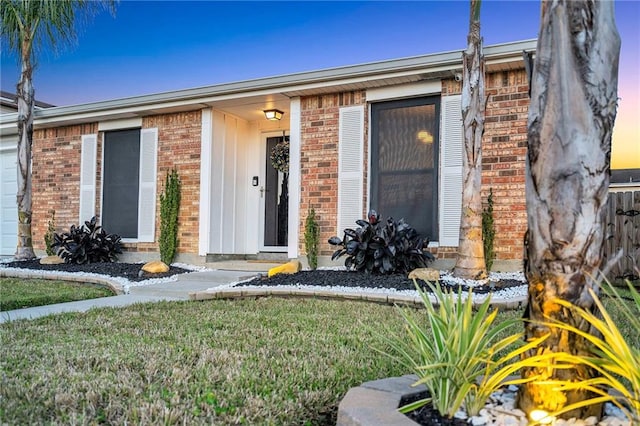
[482,70,528,260]
[441,69,528,261]
[126,111,202,255]
[31,111,202,256]
[32,124,98,251]
[299,91,367,257]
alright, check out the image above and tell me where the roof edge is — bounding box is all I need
[0,38,536,128]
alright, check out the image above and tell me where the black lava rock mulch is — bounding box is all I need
[401,392,469,426]
[3,259,189,282]
[238,270,525,294]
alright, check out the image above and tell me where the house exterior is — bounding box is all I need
[0,91,55,255]
[0,39,536,270]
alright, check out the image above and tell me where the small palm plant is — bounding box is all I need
[384,281,552,419]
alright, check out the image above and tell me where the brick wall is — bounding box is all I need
[482,70,528,260]
[31,110,202,256]
[32,124,98,251]
[299,91,367,257]
[303,72,529,263]
[128,111,202,255]
[442,69,528,261]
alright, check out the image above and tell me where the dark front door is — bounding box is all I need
[264,136,288,247]
[370,96,440,240]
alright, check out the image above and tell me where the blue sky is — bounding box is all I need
[1,0,638,167]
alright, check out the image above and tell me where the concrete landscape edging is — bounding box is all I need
[336,374,424,426]
[188,286,528,310]
[0,268,125,295]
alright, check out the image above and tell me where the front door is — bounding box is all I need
[262,135,289,250]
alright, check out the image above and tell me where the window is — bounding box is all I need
[102,129,140,238]
[99,128,157,241]
[370,96,440,240]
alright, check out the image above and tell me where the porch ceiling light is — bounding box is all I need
[264,109,284,121]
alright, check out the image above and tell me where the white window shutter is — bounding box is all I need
[79,134,97,224]
[439,95,463,246]
[137,128,158,242]
[337,106,364,237]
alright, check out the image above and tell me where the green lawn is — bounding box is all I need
[0,278,115,311]
[0,295,636,425]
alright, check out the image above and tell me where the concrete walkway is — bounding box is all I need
[1,265,264,324]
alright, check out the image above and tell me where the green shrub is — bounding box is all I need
[482,188,495,271]
[44,210,56,256]
[159,168,181,265]
[328,210,434,274]
[52,216,122,264]
[304,208,320,270]
[385,281,551,418]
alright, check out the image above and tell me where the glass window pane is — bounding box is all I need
[371,97,439,240]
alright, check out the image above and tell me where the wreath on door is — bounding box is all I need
[270,140,290,174]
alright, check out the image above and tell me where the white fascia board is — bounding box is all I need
[367,81,441,102]
[98,117,143,131]
[0,39,537,129]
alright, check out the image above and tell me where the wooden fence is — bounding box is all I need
[604,189,640,281]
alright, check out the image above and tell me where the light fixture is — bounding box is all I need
[417,130,434,144]
[264,109,284,121]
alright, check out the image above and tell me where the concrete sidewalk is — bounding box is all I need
[1,267,262,324]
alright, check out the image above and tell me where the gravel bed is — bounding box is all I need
[235,269,529,302]
[2,259,190,282]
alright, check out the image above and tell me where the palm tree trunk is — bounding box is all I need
[518,0,620,420]
[15,36,36,260]
[453,0,487,280]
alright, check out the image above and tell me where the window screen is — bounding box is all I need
[370,96,440,240]
[102,129,141,238]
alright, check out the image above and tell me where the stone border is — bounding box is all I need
[0,268,125,295]
[189,286,527,310]
[337,375,424,425]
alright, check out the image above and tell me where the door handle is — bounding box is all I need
[260,186,266,198]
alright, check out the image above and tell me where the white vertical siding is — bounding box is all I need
[210,111,226,253]
[199,108,213,255]
[337,106,365,236]
[209,111,251,255]
[439,95,463,246]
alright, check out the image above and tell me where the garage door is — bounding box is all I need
[0,148,17,256]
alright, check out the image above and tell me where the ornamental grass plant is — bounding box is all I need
[385,281,553,419]
[534,279,640,423]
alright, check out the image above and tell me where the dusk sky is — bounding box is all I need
[1,0,638,168]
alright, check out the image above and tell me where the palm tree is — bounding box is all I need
[0,0,115,260]
[453,0,488,280]
[518,0,620,420]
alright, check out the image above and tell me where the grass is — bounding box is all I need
[0,298,520,425]
[0,278,115,311]
[0,294,636,425]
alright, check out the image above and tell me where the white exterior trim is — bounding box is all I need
[366,80,441,102]
[98,117,142,131]
[137,128,158,242]
[199,108,213,255]
[287,97,301,259]
[79,134,97,224]
[337,105,365,236]
[439,95,463,247]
